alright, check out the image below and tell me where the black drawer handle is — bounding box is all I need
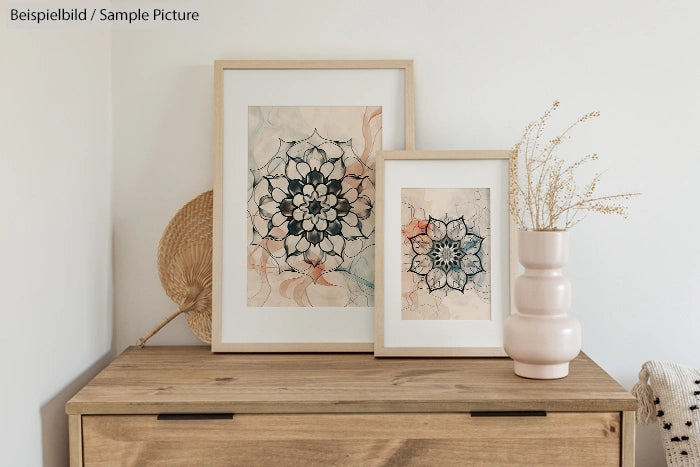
[470,411,547,417]
[157,413,234,420]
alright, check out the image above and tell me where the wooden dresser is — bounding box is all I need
[66,346,636,466]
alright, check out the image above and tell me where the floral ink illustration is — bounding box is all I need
[408,216,484,293]
[401,188,491,320]
[247,106,381,307]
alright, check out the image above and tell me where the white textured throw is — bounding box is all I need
[632,361,700,466]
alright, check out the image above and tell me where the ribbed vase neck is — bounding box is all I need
[518,230,569,270]
[523,268,564,277]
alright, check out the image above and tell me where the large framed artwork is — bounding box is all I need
[374,151,516,356]
[213,60,415,352]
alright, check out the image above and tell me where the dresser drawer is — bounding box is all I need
[81,412,620,466]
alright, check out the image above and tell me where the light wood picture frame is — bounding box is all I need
[213,60,415,352]
[374,150,517,357]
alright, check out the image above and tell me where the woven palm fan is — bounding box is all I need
[138,190,213,346]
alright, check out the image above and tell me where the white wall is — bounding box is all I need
[0,11,114,467]
[108,1,698,465]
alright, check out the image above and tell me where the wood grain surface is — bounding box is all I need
[622,410,636,466]
[66,346,636,415]
[68,414,82,466]
[82,412,621,466]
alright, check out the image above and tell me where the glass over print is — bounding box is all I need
[401,188,491,320]
[247,106,381,308]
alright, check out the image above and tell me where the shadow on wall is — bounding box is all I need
[39,227,116,467]
[40,351,115,467]
[635,423,666,467]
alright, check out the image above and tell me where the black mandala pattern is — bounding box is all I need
[408,216,484,293]
[251,129,374,279]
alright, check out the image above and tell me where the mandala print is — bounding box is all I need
[408,216,484,293]
[253,129,374,280]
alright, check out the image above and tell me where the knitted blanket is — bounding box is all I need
[632,361,700,466]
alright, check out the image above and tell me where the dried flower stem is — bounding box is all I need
[509,101,639,231]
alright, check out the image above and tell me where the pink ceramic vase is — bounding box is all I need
[504,230,581,379]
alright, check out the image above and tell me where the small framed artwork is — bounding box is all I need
[374,150,517,356]
[212,60,415,352]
